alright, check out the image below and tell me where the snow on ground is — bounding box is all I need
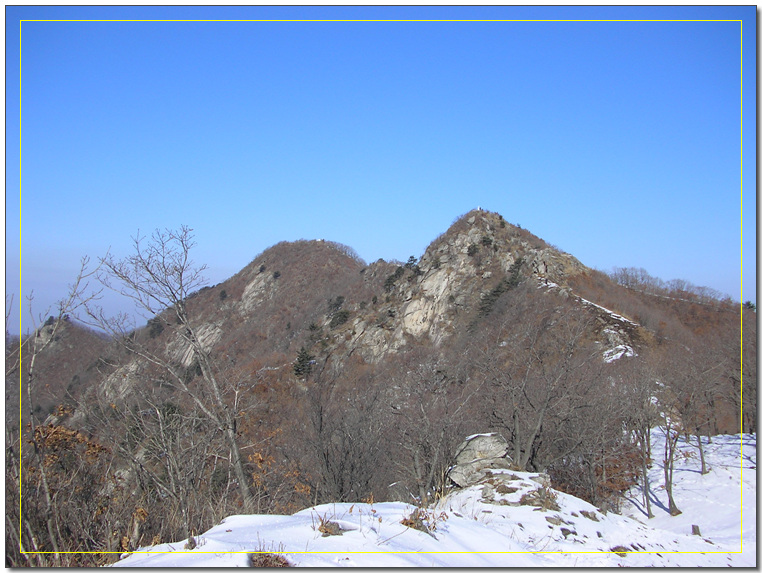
[111,432,756,567]
[577,296,639,326]
[536,277,638,328]
[537,280,637,363]
[621,429,756,567]
[602,344,635,362]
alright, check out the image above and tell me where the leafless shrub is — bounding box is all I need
[610,545,629,557]
[248,553,293,567]
[317,514,343,537]
[400,506,447,536]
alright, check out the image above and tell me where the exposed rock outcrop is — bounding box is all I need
[448,433,513,488]
[166,322,224,368]
[448,433,558,511]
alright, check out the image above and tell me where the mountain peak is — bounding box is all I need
[422,208,586,288]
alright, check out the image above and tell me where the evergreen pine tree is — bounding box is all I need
[293,346,315,377]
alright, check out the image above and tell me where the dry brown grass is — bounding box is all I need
[247,552,293,567]
[248,540,293,567]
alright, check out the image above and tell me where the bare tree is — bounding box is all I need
[661,415,682,516]
[651,348,683,517]
[618,354,661,518]
[388,352,481,504]
[716,314,751,435]
[740,307,756,433]
[77,381,226,549]
[296,359,384,504]
[6,257,110,566]
[476,289,603,472]
[660,330,730,476]
[89,226,256,513]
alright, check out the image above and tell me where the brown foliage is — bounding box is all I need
[248,552,293,567]
[400,507,447,535]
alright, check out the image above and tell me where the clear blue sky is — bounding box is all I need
[6,5,756,334]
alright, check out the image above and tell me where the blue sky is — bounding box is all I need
[6,5,756,334]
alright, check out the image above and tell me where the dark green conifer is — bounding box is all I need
[293,346,315,377]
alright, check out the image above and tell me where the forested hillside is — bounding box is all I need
[6,209,754,566]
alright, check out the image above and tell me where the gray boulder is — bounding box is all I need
[448,433,513,488]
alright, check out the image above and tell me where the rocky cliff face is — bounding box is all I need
[319,209,596,362]
[397,210,586,341]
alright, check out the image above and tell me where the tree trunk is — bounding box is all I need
[413,450,426,503]
[696,433,707,475]
[663,428,682,516]
[225,423,255,512]
[642,467,653,518]
[639,434,654,519]
[424,428,445,502]
[512,409,523,469]
[185,322,255,513]
[26,338,62,562]
[521,395,551,471]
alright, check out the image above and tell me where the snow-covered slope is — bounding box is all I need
[620,430,756,566]
[111,433,756,567]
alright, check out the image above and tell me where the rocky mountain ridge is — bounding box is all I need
[168,208,634,369]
